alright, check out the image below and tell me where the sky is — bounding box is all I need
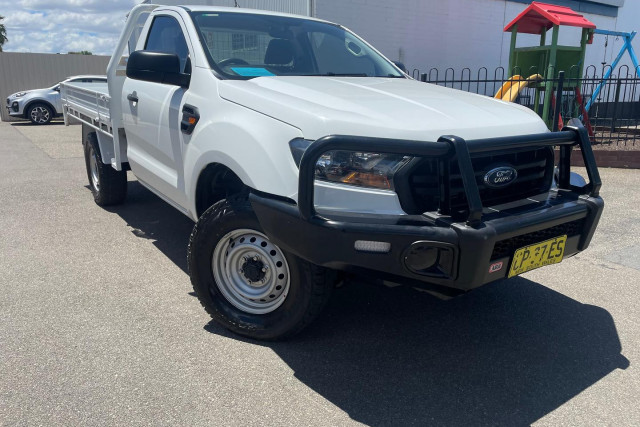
[0,0,142,55]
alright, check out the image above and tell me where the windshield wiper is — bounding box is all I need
[306,72,369,77]
[304,73,405,78]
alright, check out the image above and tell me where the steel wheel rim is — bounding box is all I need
[31,106,50,123]
[212,229,290,314]
[89,147,100,191]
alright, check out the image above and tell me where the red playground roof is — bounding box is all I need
[504,1,596,34]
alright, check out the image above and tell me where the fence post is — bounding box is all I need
[553,71,565,132]
[420,73,427,82]
[611,78,622,132]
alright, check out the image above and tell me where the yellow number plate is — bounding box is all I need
[508,235,567,278]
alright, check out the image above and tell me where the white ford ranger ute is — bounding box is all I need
[61,3,603,340]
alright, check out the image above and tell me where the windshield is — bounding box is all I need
[190,12,404,79]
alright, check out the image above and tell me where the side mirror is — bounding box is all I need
[392,61,407,74]
[54,86,60,92]
[126,50,190,88]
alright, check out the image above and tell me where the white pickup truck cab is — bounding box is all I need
[61,3,604,340]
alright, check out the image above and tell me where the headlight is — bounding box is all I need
[13,92,28,98]
[315,151,411,189]
[289,139,411,190]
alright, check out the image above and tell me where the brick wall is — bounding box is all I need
[556,149,640,169]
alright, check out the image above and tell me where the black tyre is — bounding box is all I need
[27,103,53,125]
[83,132,127,206]
[188,195,334,340]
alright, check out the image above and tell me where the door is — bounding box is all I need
[122,13,192,210]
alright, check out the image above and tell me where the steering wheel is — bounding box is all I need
[218,58,250,68]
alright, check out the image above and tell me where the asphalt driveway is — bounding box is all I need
[1,120,638,426]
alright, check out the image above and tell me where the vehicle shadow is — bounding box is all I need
[104,180,194,273]
[222,279,629,426]
[109,180,628,426]
[9,120,65,126]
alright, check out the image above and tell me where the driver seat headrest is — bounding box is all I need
[264,39,294,65]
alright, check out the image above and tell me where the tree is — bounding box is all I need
[68,51,93,55]
[0,15,8,52]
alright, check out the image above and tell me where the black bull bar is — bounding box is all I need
[297,118,601,227]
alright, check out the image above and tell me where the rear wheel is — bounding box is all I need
[188,195,334,340]
[27,103,53,125]
[84,132,127,206]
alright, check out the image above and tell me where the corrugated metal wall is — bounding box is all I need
[233,0,311,15]
[0,52,110,121]
[142,0,312,16]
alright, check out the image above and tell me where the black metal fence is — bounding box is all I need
[411,65,640,146]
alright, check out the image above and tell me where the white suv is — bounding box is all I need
[6,75,106,124]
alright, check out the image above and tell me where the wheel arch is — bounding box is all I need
[183,100,302,221]
[82,124,115,165]
[195,163,247,218]
[23,99,58,118]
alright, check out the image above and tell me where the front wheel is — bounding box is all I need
[27,103,53,125]
[188,195,334,340]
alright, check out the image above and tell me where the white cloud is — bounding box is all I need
[0,0,140,55]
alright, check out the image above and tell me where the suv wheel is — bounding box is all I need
[27,103,53,125]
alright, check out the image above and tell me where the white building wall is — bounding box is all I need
[597,0,640,74]
[315,0,639,76]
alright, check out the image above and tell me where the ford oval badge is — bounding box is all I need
[483,166,518,188]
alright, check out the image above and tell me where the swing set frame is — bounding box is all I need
[585,29,639,113]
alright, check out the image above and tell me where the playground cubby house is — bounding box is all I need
[504,1,595,127]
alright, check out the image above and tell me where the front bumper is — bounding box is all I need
[251,119,604,293]
[252,191,602,292]
[6,98,23,116]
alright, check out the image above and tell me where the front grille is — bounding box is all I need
[402,147,554,217]
[6,98,10,106]
[490,219,585,260]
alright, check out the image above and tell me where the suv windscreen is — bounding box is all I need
[190,12,404,79]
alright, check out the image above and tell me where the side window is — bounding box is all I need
[144,15,190,73]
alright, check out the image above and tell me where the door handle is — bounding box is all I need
[127,93,139,103]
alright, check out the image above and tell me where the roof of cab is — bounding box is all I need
[147,3,331,24]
